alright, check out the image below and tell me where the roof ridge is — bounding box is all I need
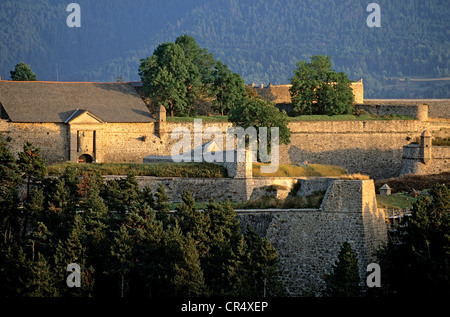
[0,80,139,84]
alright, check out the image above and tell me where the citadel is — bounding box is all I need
[0,78,448,295]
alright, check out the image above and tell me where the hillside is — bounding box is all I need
[0,0,449,98]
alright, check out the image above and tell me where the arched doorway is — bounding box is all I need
[78,154,93,163]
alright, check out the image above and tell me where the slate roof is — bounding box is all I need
[0,81,155,123]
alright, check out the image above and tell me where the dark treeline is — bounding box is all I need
[0,139,285,297]
[0,0,448,98]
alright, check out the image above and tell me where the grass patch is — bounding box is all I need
[287,114,416,121]
[252,163,348,177]
[169,191,326,210]
[47,162,228,178]
[165,114,415,123]
[432,137,450,146]
[375,172,450,193]
[376,192,423,210]
[166,115,229,123]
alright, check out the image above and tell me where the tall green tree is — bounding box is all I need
[290,55,354,116]
[0,247,31,297]
[0,135,22,247]
[139,42,190,117]
[244,225,284,296]
[17,141,46,197]
[175,34,215,113]
[174,190,210,258]
[172,233,210,296]
[54,215,93,297]
[323,241,361,297]
[109,224,134,297]
[26,252,58,297]
[10,62,37,81]
[211,60,246,115]
[0,134,21,190]
[228,96,291,161]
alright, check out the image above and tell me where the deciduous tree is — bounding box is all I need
[290,55,354,116]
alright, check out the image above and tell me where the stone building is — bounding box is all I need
[0,80,159,163]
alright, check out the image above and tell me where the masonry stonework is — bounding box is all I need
[238,179,387,296]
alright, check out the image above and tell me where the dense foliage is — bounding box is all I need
[0,0,448,98]
[322,241,362,297]
[9,62,37,81]
[375,183,450,296]
[290,55,354,115]
[139,35,246,117]
[228,95,291,161]
[0,138,285,297]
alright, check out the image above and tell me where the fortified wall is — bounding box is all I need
[400,130,450,176]
[152,115,444,180]
[102,175,388,296]
[238,179,387,296]
[3,113,446,179]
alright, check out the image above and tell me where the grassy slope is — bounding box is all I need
[252,163,348,177]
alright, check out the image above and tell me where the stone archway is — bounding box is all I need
[78,154,93,163]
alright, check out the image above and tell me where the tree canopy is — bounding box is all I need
[139,34,246,117]
[290,55,354,116]
[10,62,37,81]
[376,183,450,297]
[0,140,285,297]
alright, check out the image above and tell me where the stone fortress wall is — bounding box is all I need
[109,174,387,296]
[237,179,388,296]
[2,107,449,180]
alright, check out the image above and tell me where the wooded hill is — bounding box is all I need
[0,0,448,98]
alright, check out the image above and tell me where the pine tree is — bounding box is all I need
[323,241,361,297]
[109,224,134,297]
[0,134,22,190]
[154,184,171,225]
[203,199,244,295]
[54,215,93,296]
[175,190,210,257]
[10,62,38,81]
[26,252,58,297]
[0,247,31,296]
[244,225,285,296]
[172,233,210,296]
[17,141,46,197]
[0,135,22,246]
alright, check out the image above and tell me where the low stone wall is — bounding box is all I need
[364,99,450,119]
[355,103,428,121]
[102,175,338,202]
[400,145,450,175]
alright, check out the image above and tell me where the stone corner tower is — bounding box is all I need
[420,130,432,164]
[155,105,166,137]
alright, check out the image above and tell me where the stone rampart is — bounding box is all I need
[102,175,338,203]
[159,119,438,179]
[2,112,448,179]
[238,179,387,296]
[400,145,450,175]
[355,103,428,121]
